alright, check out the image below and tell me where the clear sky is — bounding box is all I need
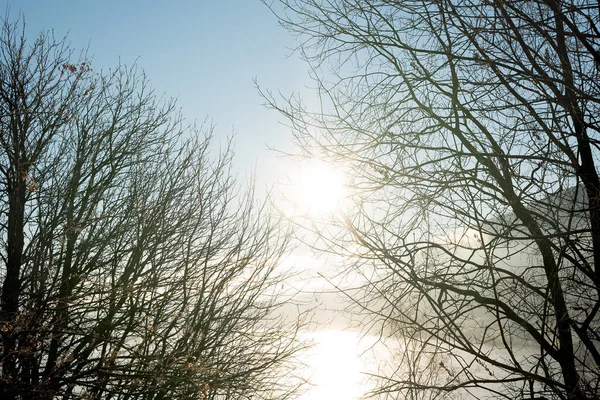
[4,0,314,188]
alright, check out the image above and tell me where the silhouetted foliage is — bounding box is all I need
[0,17,303,400]
[265,1,600,399]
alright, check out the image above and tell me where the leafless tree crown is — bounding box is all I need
[0,17,304,400]
[265,0,600,399]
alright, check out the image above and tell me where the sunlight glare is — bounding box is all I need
[288,159,348,217]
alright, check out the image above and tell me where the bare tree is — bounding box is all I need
[264,0,600,399]
[0,17,304,400]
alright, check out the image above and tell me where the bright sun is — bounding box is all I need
[287,159,348,217]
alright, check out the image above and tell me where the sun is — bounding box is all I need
[287,159,348,217]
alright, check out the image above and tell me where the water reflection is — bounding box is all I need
[298,330,375,400]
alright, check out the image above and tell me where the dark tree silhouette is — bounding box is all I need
[0,18,304,400]
[264,1,600,399]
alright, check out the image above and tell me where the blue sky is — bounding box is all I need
[5,0,313,187]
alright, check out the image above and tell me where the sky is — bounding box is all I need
[4,0,314,189]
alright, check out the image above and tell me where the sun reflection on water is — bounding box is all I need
[299,330,371,400]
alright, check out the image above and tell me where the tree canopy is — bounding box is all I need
[0,18,303,400]
[265,0,600,399]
